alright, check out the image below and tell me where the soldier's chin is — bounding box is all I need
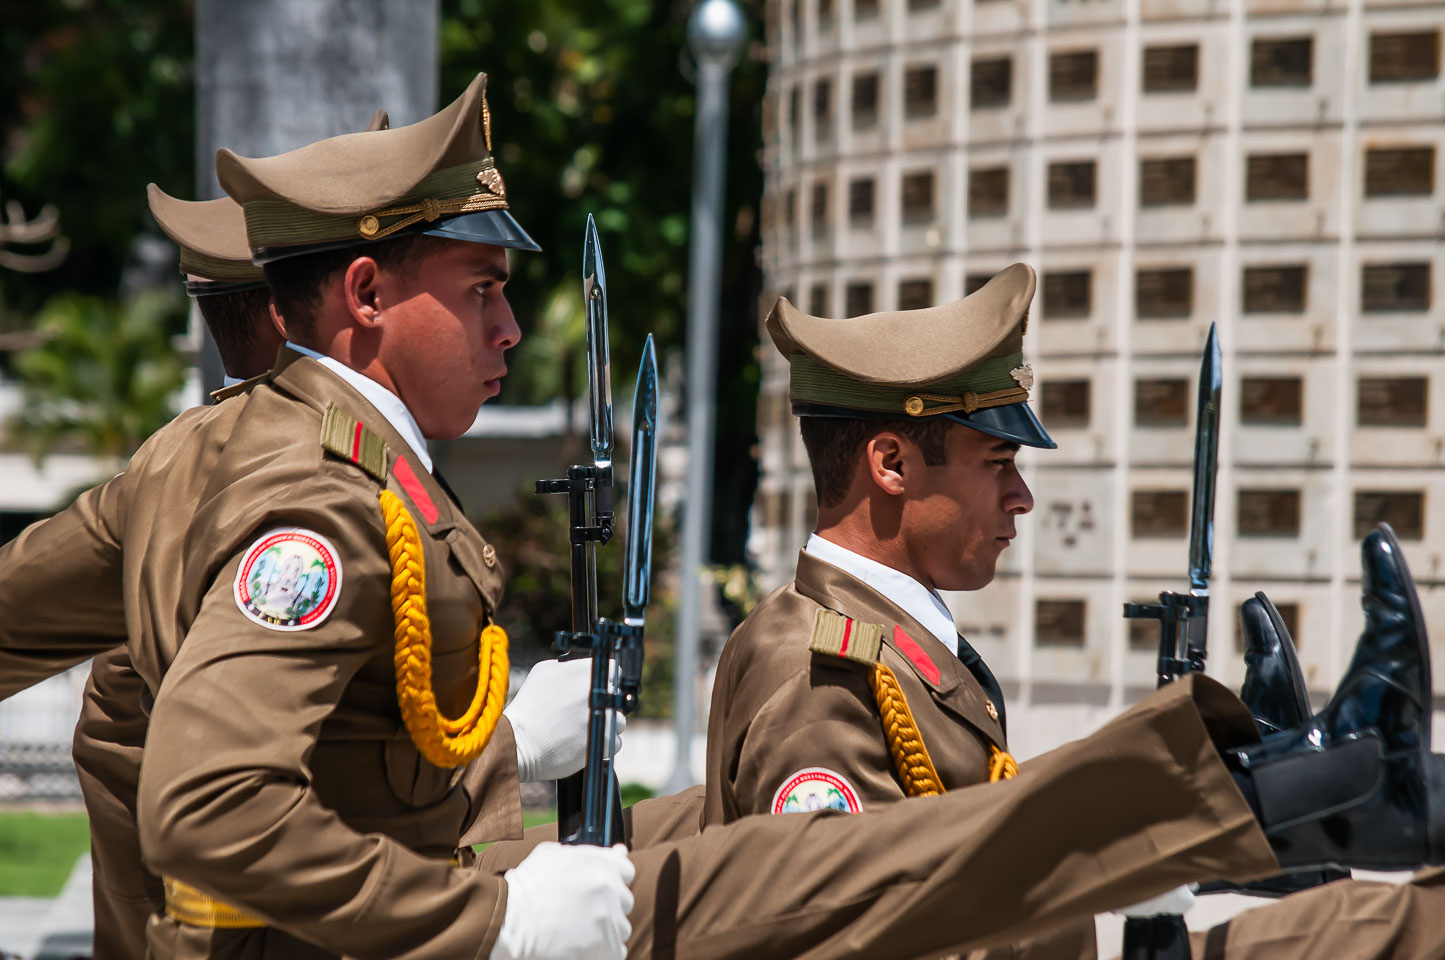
[937,559,998,593]
[422,402,484,441]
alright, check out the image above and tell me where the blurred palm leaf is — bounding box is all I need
[10,290,187,459]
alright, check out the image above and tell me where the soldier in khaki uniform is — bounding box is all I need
[4,73,1445,960]
[0,99,624,957]
[703,270,1445,959]
[0,111,390,959]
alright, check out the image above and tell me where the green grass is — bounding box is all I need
[0,811,90,896]
[0,787,664,893]
[522,809,557,830]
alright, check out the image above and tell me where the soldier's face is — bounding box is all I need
[378,241,521,439]
[904,425,1033,592]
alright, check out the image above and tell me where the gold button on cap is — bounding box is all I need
[357,214,380,238]
[482,544,497,568]
[985,699,999,721]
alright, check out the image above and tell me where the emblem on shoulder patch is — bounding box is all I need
[233,528,343,631]
[771,767,862,815]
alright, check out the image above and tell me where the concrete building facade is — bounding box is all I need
[751,0,1445,753]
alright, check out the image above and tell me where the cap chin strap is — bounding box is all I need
[903,385,1029,418]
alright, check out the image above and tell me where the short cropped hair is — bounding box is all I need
[262,232,452,344]
[798,415,951,508]
[196,286,273,377]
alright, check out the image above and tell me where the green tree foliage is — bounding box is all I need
[440,0,765,561]
[0,0,194,327]
[10,291,188,458]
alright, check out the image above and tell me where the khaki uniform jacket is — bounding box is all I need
[704,550,1094,959]
[0,348,523,959]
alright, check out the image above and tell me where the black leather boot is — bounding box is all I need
[1240,592,1314,736]
[1200,593,1351,894]
[1228,524,1445,871]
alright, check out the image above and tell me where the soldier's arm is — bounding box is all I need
[731,660,908,817]
[0,475,128,699]
[138,485,507,960]
[457,717,524,847]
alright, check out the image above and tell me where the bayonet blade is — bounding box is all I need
[1187,323,1222,594]
[623,335,659,621]
[583,214,615,465]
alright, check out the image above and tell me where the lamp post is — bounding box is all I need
[665,0,746,793]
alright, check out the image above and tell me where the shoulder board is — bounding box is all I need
[808,609,883,667]
[209,372,270,403]
[320,402,389,482]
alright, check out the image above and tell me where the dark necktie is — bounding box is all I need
[956,635,1007,738]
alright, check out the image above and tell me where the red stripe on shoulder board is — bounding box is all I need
[393,455,439,525]
[351,422,363,462]
[893,625,940,686]
[839,617,853,656]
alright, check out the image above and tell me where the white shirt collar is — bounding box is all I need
[804,533,959,654]
[221,374,244,389]
[285,341,433,473]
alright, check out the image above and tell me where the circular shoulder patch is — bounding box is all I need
[233,528,343,631]
[771,767,862,815]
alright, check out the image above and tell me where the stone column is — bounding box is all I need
[192,0,439,391]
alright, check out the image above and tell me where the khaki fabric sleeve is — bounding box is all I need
[627,675,1277,960]
[0,475,128,698]
[458,717,524,847]
[732,660,905,817]
[137,485,505,960]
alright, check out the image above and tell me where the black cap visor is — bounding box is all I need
[253,209,542,264]
[423,209,541,252]
[942,400,1056,449]
[793,399,1056,449]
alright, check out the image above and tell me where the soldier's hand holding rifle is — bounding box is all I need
[494,841,635,960]
[506,658,626,781]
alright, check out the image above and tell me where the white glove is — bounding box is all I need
[492,842,635,960]
[505,658,626,782]
[1114,884,1197,918]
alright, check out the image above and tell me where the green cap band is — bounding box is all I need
[244,159,504,251]
[178,248,265,283]
[789,351,1026,416]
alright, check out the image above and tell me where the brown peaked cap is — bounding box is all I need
[148,108,392,283]
[766,262,1036,386]
[216,76,488,214]
[147,188,254,272]
[766,263,1055,448]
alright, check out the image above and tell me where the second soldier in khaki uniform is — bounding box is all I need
[704,266,1445,960]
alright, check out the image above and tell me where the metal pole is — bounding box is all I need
[666,0,745,794]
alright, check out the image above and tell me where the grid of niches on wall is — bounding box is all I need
[754,0,1445,688]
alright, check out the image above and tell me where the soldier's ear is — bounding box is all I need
[342,256,384,328]
[864,432,908,497]
[268,302,287,339]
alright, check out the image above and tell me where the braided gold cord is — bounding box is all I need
[869,662,944,797]
[868,661,1018,794]
[989,746,1019,783]
[382,490,508,767]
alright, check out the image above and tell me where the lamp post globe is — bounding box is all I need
[687,0,746,70]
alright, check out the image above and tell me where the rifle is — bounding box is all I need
[536,216,659,846]
[1119,323,1221,959]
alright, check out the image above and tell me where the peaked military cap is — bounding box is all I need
[146,187,266,297]
[150,109,396,295]
[216,74,538,264]
[766,263,1056,449]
